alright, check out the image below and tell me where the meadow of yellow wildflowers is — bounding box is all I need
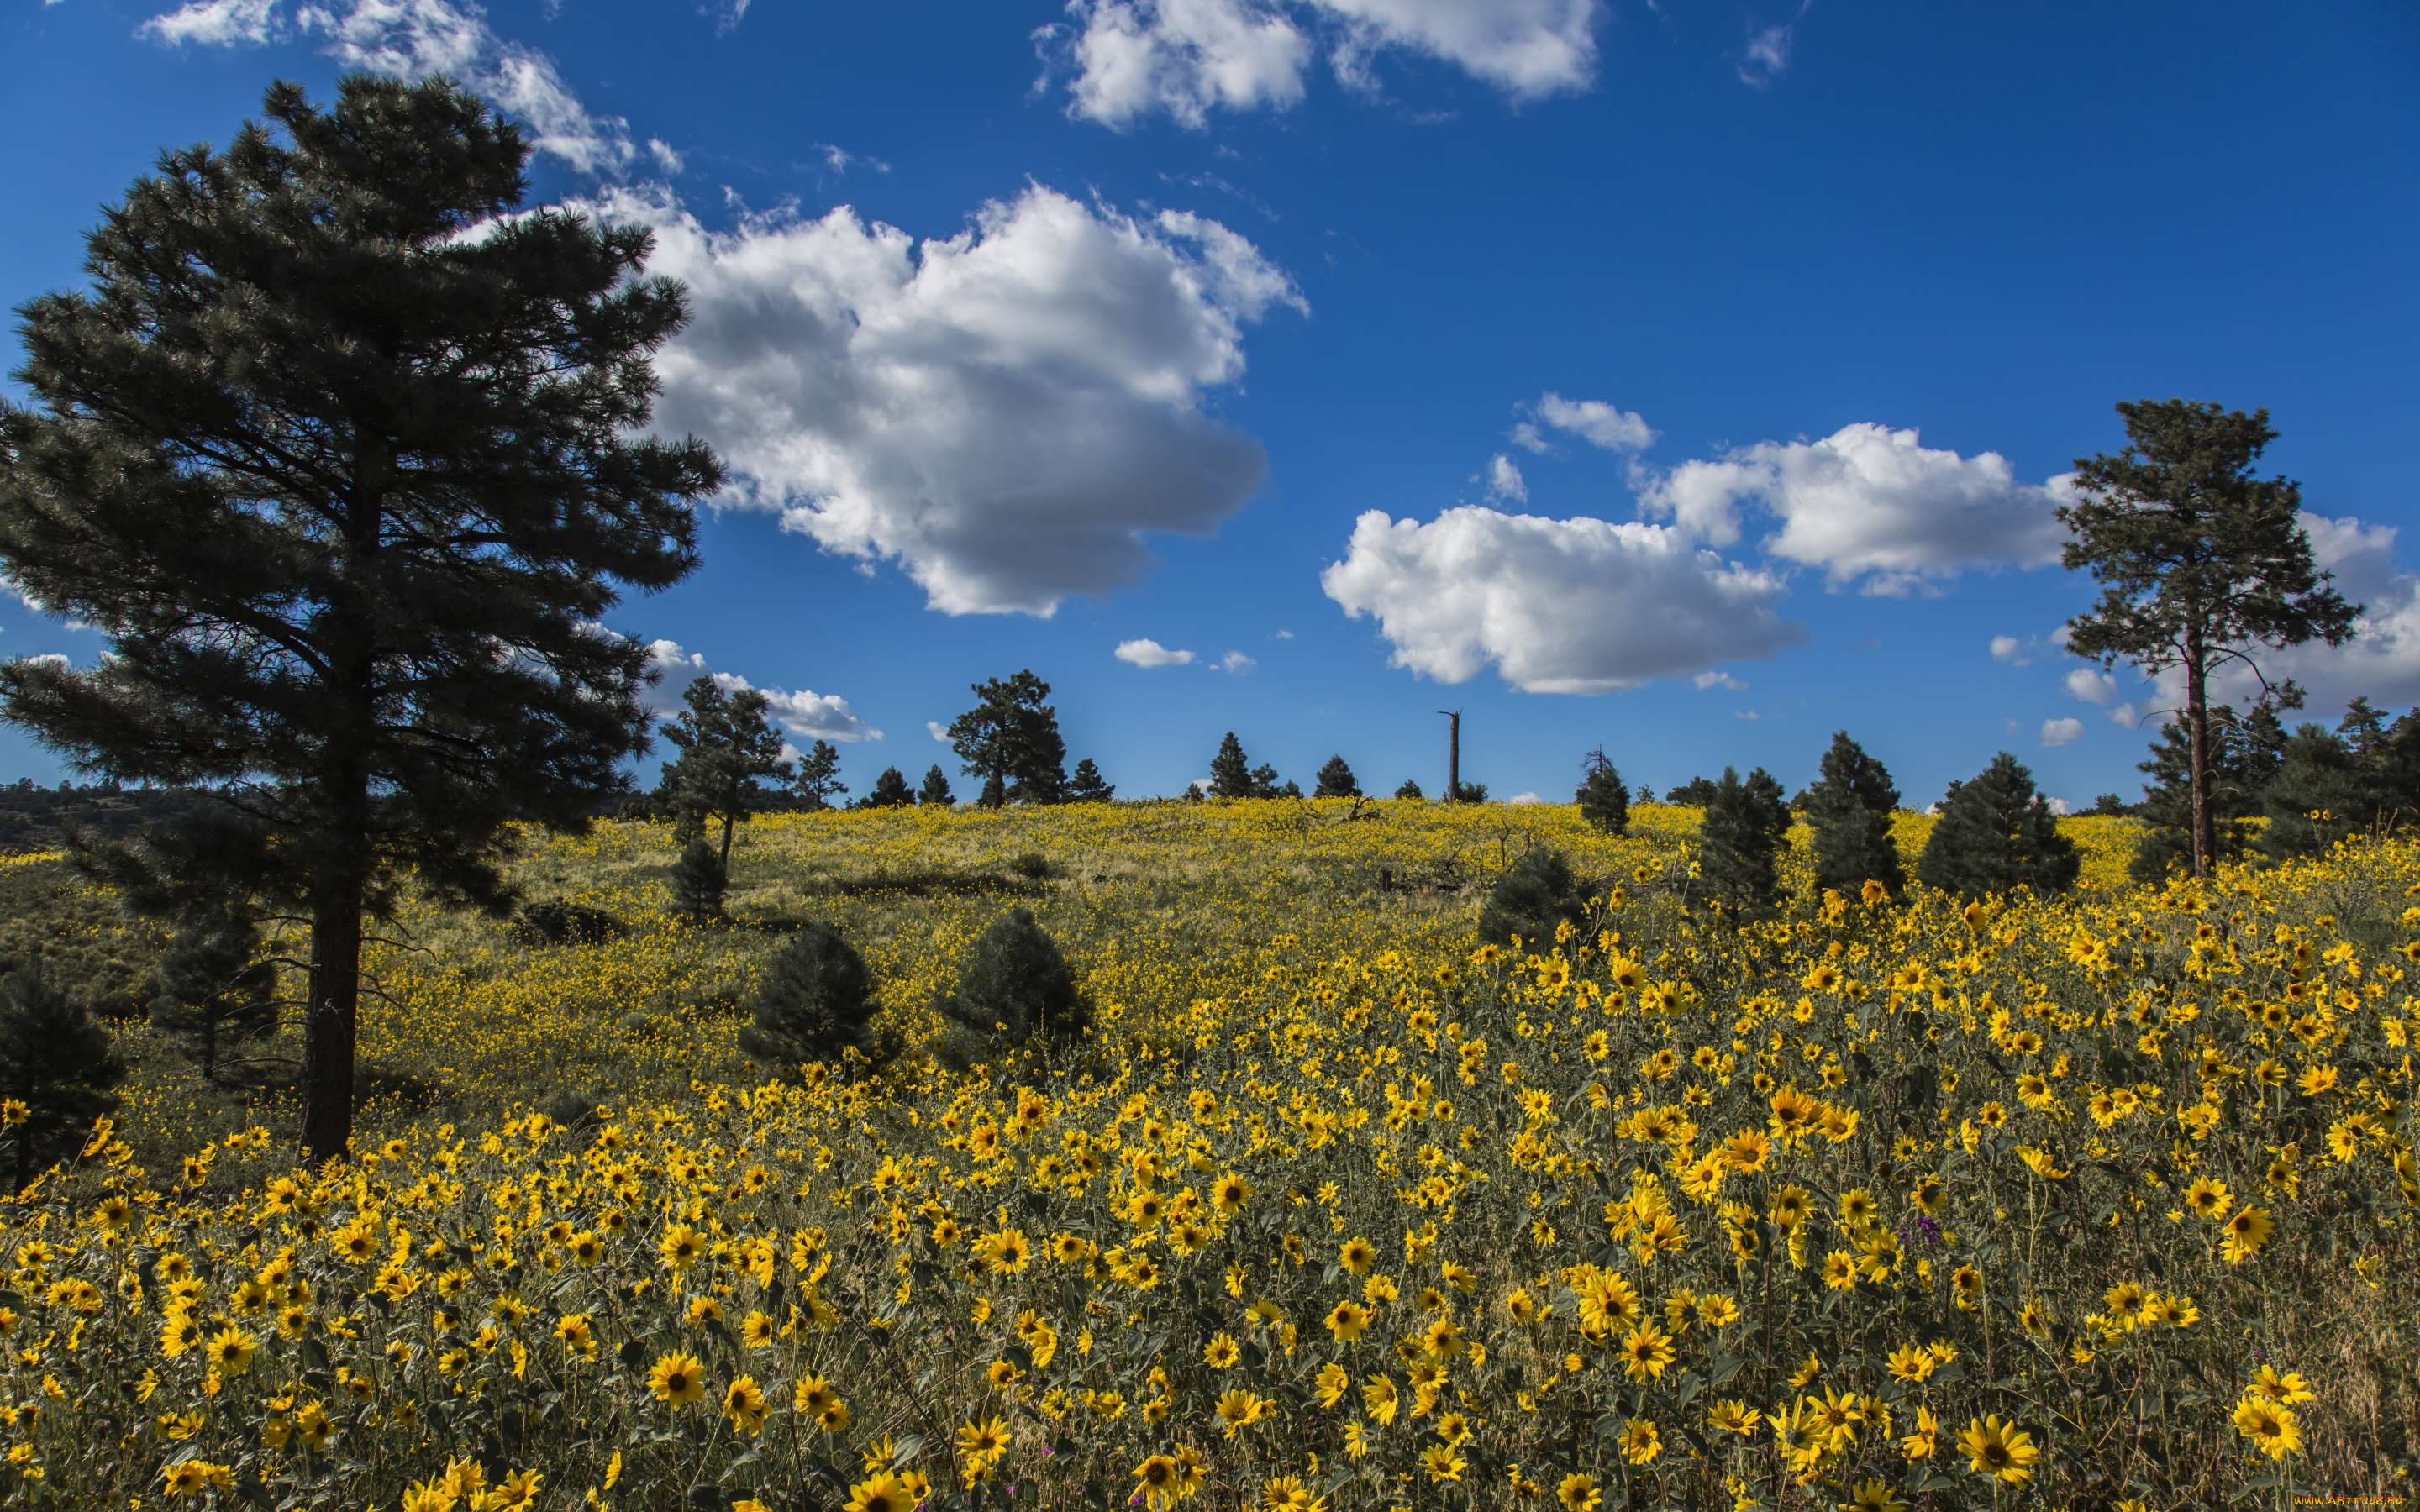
[1,798,2412,1512]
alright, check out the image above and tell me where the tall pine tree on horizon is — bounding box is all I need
[2061,401,2358,877]
[655,677,793,862]
[0,77,718,1159]
[946,671,1067,806]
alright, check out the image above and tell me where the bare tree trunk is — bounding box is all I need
[1443,711,1461,802]
[2185,626,2212,879]
[300,880,363,1162]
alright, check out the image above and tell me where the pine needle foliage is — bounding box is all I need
[1915,753,2081,900]
[1574,748,1629,836]
[670,839,728,924]
[917,764,955,807]
[1065,759,1116,804]
[1697,767,1791,914]
[0,963,125,1191]
[2061,400,2358,877]
[0,76,719,1158]
[1313,756,1360,800]
[148,908,278,1081]
[657,678,794,856]
[1207,733,1256,799]
[736,922,893,1078]
[1805,732,1904,898]
[935,907,1090,1068]
[860,767,915,810]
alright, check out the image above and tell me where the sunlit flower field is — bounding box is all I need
[3,799,2413,1511]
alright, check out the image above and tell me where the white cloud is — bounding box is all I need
[616,185,1301,617]
[18,653,71,674]
[1532,392,1656,452]
[1640,423,2070,595]
[2040,717,2086,748]
[1217,650,1257,673]
[2109,702,2144,730]
[139,0,279,45]
[1321,506,1804,694]
[1485,454,1527,503]
[2045,795,2075,816]
[927,721,952,742]
[1693,671,1746,690]
[646,139,684,176]
[2063,667,2119,705]
[1504,791,1544,804]
[1272,628,1294,639]
[1115,638,1197,667]
[2161,514,2420,713]
[1050,0,1598,129]
[1989,634,2028,665]
[1055,0,1313,130]
[641,638,879,742]
[1737,22,1790,86]
[139,0,636,174]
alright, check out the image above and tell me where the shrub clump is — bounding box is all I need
[935,907,1090,1067]
[0,963,125,1190]
[737,921,896,1076]
[1476,848,1588,952]
[1916,751,2081,899]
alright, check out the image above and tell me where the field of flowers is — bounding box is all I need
[3,798,2414,1512]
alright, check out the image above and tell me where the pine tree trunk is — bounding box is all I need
[300,881,364,1162]
[2185,626,2212,879]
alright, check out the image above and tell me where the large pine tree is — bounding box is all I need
[0,78,718,1159]
[2061,402,2357,877]
[946,671,1066,806]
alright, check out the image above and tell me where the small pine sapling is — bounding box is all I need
[736,922,895,1077]
[0,964,127,1191]
[149,909,279,1081]
[1575,748,1630,835]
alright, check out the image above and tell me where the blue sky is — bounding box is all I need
[5,0,2417,807]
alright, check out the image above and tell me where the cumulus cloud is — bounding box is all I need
[140,0,280,45]
[1693,671,1746,690]
[1216,650,1257,673]
[642,638,879,742]
[1485,454,1527,503]
[1049,0,1599,129]
[1115,638,1196,667]
[2063,667,2119,705]
[2040,717,2085,748]
[927,721,951,742]
[1531,392,1656,453]
[139,0,636,174]
[1640,423,2070,595]
[1321,506,1803,694]
[2188,513,2420,712]
[613,185,1301,616]
[1990,634,2029,665]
